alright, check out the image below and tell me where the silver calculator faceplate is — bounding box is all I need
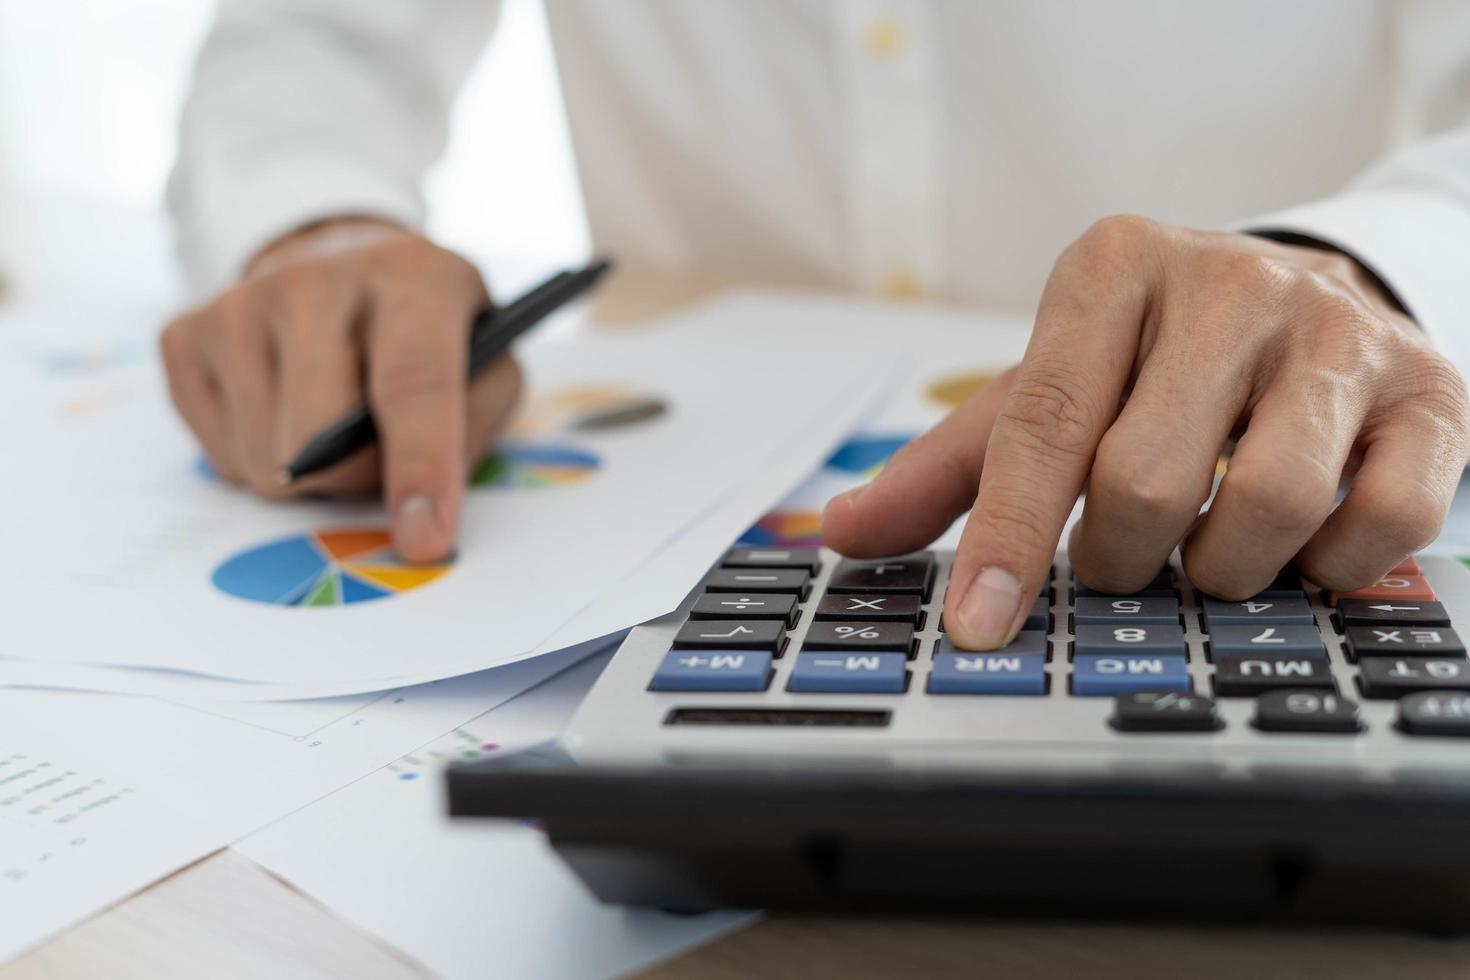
[559,552,1470,783]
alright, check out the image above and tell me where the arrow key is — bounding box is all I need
[1336,599,1451,628]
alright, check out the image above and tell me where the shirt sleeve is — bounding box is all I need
[167,0,499,299]
[1242,129,1470,384]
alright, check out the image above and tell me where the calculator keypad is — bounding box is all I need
[645,547,1470,740]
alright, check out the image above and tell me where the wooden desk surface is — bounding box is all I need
[9,276,1470,979]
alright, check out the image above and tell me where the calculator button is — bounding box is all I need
[650,650,772,691]
[689,593,797,622]
[703,568,810,595]
[1336,599,1451,627]
[721,547,821,572]
[929,654,1048,695]
[1074,569,1173,598]
[1072,655,1191,696]
[1398,691,1470,736]
[1200,597,1315,628]
[1207,625,1325,659]
[673,620,785,653]
[788,651,908,693]
[803,622,914,655]
[1212,657,1334,697]
[1111,691,1220,732]
[1022,595,1050,631]
[1200,570,1305,602]
[1073,596,1181,625]
[1359,658,1470,698]
[1073,624,1186,657]
[1253,690,1362,733]
[1389,556,1422,576]
[1329,574,1436,605]
[1345,626,1465,660]
[828,553,935,597]
[814,593,923,625]
[938,631,1048,658]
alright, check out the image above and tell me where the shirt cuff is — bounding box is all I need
[169,149,426,300]
[1240,189,1470,385]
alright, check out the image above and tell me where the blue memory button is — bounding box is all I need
[650,649,772,692]
[1073,654,1191,696]
[929,654,1047,695]
[788,651,908,693]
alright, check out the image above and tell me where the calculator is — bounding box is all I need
[450,548,1470,932]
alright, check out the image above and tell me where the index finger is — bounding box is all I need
[943,217,1156,649]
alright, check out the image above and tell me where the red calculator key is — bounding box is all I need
[1389,556,1422,576]
[1329,574,1436,605]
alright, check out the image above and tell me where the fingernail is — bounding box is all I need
[395,495,443,561]
[957,566,1024,648]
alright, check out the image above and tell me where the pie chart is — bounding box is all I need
[739,510,823,549]
[470,442,600,490]
[823,433,913,478]
[212,528,449,607]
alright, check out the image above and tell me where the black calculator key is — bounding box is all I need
[1074,596,1181,625]
[1398,691,1470,736]
[689,592,797,622]
[1207,625,1325,659]
[803,621,914,654]
[721,547,820,572]
[1074,569,1174,598]
[828,554,935,597]
[1212,656,1334,697]
[673,619,785,653]
[1345,625,1466,660]
[703,568,810,595]
[1253,690,1362,733]
[1073,624,1186,657]
[1359,658,1470,698]
[1336,598,1450,628]
[815,593,923,625]
[1201,597,1315,628]
[1111,691,1220,732]
[1022,595,1050,632]
[1257,569,1309,597]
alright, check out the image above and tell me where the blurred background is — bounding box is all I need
[0,0,589,308]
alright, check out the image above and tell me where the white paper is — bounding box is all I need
[0,636,615,962]
[0,294,895,693]
[236,653,755,980]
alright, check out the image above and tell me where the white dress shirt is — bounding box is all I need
[171,0,1470,380]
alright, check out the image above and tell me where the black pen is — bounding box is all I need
[277,258,613,485]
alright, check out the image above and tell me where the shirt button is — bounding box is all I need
[861,15,908,58]
[881,269,921,300]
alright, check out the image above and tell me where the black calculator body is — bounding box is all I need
[449,548,1470,932]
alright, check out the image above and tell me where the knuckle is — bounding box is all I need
[372,352,459,409]
[1190,247,1288,300]
[999,365,1104,462]
[1366,481,1447,553]
[1225,464,1334,535]
[1057,214,1159,298]
[976,492,1054,552]
[158,315,194,369]
[1089,450,1200,528]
